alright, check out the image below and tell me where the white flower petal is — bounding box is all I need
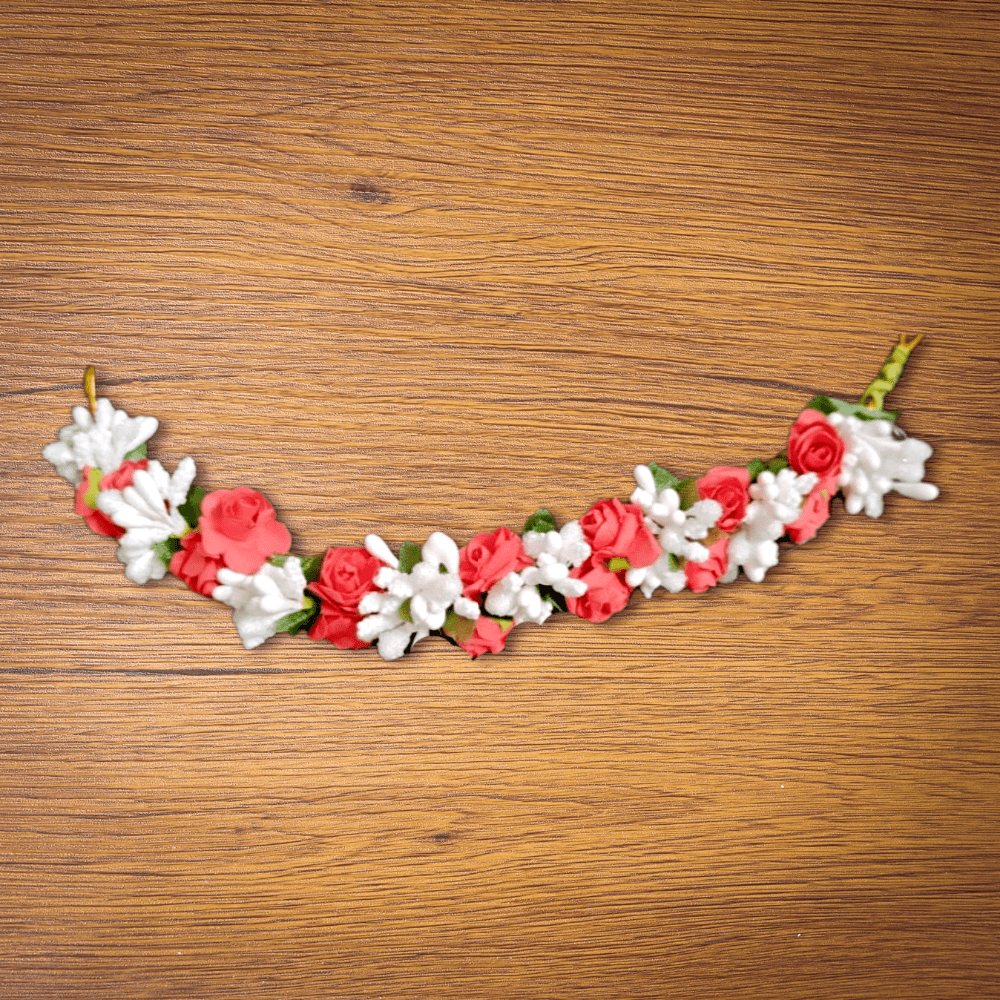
[376,624,428,661]
[364,533,399,569]
[453,596,482,620]
[421,531,459,574]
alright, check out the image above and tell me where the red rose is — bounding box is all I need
[784,485,832,544]
[457,615,514,658]
[459,526,533,600]
[696,466,749,533]
[198,487,291,574]
[74,459,148,538]
[684,537,730,593]
[579,498,661,569]
[787,409,845,491]
[308,547,385,649]
[565,556,633,623]
[169,530,226,597]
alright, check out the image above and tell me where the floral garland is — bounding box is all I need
[43,336,939,659]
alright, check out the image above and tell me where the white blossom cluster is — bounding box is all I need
[96,457,197,584]
[627,465,723,597]
[828,412,939,518]
[485,521,591,625]
[356,531,481,661]
[720,469,817,584]
[213,557,309,650]
[42,398,158,484]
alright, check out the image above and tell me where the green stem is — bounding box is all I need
[858,333,923,411]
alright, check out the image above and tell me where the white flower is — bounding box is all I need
[484,570,554,625]
[721,469,817,584]
[95,457,197,584]
[627,465,723,596]
[521,521,590,593]
[42,398,158,484]
[828,413,938,518]
[356,531,479,661]
[626,553,688,598]
[213,557,307,650]
[485,520,592,621]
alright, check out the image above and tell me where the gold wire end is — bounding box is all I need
[83,366,98,415]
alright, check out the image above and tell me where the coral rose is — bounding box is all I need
[784,485,832,544]
[579,498,661,569]
[696,466,750,533]
[684,537,730,593]
[459,526,533,600]
[198,487,291,574]
[169,530,226,597]
[74,459,148,538]
[308,547,384,649]
[787,409,845,491]
[457,615,514,658]
[565,556,633,623]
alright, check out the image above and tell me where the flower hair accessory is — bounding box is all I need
[44,337,939,659]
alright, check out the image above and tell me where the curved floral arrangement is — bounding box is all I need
[43,337,938,659]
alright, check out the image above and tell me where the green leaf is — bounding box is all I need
[489,616,513,632]
[523,508,557,534]
[398,541,422,574]
[442,609,477,644]
[269,554,288,567]
[538,584,568,614]
[668,553,683,572]
[676,478,700,510]
[152,536,182,568]
[299,554,324,582]
[274,595,320,637]
[648,461,682,492]
[607,557,630,573]
[431,627,460,648]
[749,452,790,482]
[397,597,413,623]
[123,442,147,462]
[177,484,206,530]
[806,394,897,423]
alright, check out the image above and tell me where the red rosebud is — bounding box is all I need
[456,615,514,658]
[579,498,661,569]
[784,485,832,544]
[169,530,226,597]
[74,459,149,538]
[308,605,369,649]
[787,409,845,492]
[459,526,533,600]
[198,487,291,574]
[565,556,633,623]
[696,466,750,533]
[684,537,730,593]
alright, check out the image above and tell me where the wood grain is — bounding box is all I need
[1,3,998,997]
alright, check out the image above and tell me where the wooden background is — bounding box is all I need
[1,3,998,997]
